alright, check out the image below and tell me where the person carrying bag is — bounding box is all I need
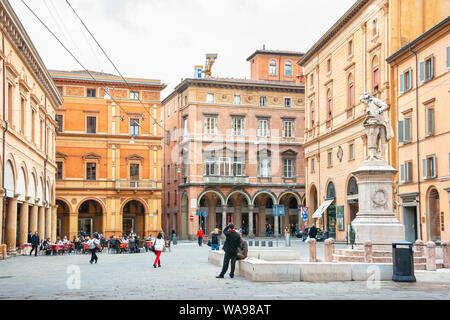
[152,232,165,268]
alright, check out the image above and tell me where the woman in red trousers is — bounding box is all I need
[153,232,165,268]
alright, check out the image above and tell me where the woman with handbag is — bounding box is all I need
[152,232,165,268]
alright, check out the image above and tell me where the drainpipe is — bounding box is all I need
[409,46,422,240]
[1,32,6,244]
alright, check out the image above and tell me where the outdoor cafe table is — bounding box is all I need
[50,244,63,254]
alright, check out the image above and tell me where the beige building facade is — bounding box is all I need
[0,1,63,253]
[387,18,450,243]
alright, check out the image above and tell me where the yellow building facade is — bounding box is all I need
[0,1,63,253]
[51,70,165,239]
[299,0,448,241]
[387,18,450,243]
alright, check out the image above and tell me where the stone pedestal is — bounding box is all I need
[442,241,450,268]
[351,159,405,250]
[309,238,317,262]
[426,241,436,271]
[324,238,335,262]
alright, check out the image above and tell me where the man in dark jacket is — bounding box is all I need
[308,224,318,239]
[30,231,40,256]
[27,231,33,244]
[216,224,241,279]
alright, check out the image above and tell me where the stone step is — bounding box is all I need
[333,254,365,262]
[334,249,364,257]
[414,263,427,270]
[372,251,393,257]
[373,257,392,263]
[414,257,426,264]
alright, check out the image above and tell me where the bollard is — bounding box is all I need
[1,244,7,259]
[414,239,425,257]
[324,238,335,262]
[309,238,317,262]
[268,241,273,247]
[364,240,373,263]
[254,240,259,246]
[442,241,450,268]
[426,241,436,271]
[261,240,266,247]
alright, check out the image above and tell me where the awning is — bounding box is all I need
[312,199,334,218]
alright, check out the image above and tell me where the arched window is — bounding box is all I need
[347,73,354,108]
[347,177,358,195]
[372,55,379,93]
[327,89,332,119]
[326,182,336,199]
[269,59,277,75]
[284,60,292,76]
[310,99,315,127]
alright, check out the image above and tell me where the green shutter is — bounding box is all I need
[400,164,405,183]
[406,162,412,182]
[404,118,411,142]
[399,73,405,93]
[407,70,412,91]
[430,56,434,79]
[397,120,404,143]
[423,158,428,179]
[431,156,436,178]
[419,61,425,82]
[447,46,450,69]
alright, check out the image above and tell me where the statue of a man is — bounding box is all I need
[360,93,394,160]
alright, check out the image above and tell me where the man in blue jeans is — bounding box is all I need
[211,228,220,250]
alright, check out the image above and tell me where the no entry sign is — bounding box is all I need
[189,215,194,221]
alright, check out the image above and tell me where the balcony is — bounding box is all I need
[115,179,158,190]
[203,175,249,185]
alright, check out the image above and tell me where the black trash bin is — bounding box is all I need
[392,240,416,282]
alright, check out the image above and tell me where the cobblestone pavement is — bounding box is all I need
[0,240,449,300]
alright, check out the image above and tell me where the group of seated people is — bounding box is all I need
[107,233,154,253]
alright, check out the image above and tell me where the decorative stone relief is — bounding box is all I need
[372,189,387,209]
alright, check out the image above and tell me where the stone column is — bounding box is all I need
[5,195,18,254]
[38,205,45,240]
[29,203,39,234]
[426,241,436,271]
[414,239,425,257]
[324,238,335,262]
[0,189,4,244]
[51,205,57,242]
[309,238,317,262]
[248,205,254,238]
[442,241,450,269]
[45,206,52,240]
[221,206,227,239]
[18,200,30,246]
[364,240,373,263]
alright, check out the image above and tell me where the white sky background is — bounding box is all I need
[10,0,356,99]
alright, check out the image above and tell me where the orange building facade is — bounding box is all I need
[52,70,166,239]
[163,51,305,239]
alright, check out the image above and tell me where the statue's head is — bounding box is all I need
[360,92,371,104]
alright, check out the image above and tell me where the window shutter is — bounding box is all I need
[204,118,208,134]
[447,46,450,69]
[282,121,285,138]
[419,61,425,82]
[404,118,411,142]
[397,120,404,143]
[399,73,405,94]
[426,108,434,135]
[431,156,436,178]
[430,56,434,79]
[400,164,405,183]
[407,70,412,91]
[407,162,412,182]
[423,158,428,179]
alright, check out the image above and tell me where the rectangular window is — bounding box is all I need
[183,117,188,136]
[56,114,63,133]
[204,117,217,135]
[311,158,315,173]
[205,158,215,176]
[327,59,331,73]
[420,56,434,82]
[327,98,332,119]
[283,159,294,178]
[56,162,63,180]
[399,70,412,94]
[328,151,333,168]
[373,67,379,92]
[31,109,36,143]
[130,118,139,136]
[57,86,63,95]
[259,95,267,107]
[166,130,170,145]
[174,100,177,113]
[232,117,244,136]
[425,108,434,136]
[349,144,354,160]
[259,158,270,177]
[348,40,353,56]
[372,18,378,37]
[400,161,413,183]
[311,108,315,127]
[284,97,292,108]
[348,83,354,107]
[233,94,241,105]
[397,118,412,144]
[86,116,96,134]
[257,119,269,137]
[219,157,231,176]
[423,156,436,179]
[130,164,139,180]
[282,120,294,138]
[86,162,96,180]
[206,93,215,103]
[130,91,139,100]
[233,158,245,176]
[167,105,170,118]
[86,88,96,97]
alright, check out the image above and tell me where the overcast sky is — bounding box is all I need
[10,0,356,98]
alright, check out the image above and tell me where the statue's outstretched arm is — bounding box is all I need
[373,98,389,114]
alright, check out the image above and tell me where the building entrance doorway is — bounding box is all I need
[327,204,336,238]
[403,206,418,243]
[78,218,93,236]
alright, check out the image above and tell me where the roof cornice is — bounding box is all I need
[0,0,63,108]
[247,50,305,61]
[298,0,371,66]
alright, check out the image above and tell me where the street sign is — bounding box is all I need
[302,213,308,220]
[189,215,194,221]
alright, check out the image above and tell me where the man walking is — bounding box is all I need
[29,231,40,256]
[216,223,241,279]
[87,233,100,264]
